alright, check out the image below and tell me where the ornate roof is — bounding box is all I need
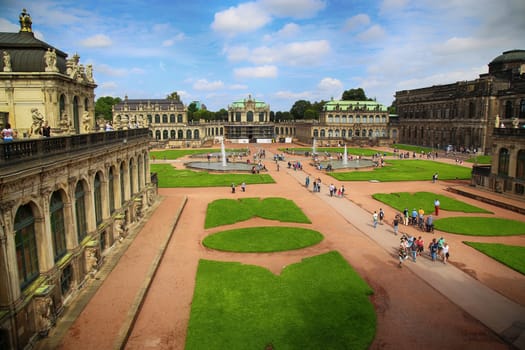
[0,9,68,73]
[490,50,525,65]
[323,99,387,112]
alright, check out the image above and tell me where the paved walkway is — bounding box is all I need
[285,165,525,349]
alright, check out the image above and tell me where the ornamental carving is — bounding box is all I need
[84,247,99,276]
[34,296,54,336]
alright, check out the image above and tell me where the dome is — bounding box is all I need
[489,50,525,65]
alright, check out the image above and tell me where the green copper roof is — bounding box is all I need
[324,100,387,112]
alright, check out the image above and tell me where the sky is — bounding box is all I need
[1,0,524,112]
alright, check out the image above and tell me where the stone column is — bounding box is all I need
[37,188,55,272]
[0,205,21,306]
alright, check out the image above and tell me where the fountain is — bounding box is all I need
[221,139,227,167]
[342,144,348,165]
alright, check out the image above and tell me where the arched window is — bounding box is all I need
[259,113,264,122]
[138,156,143,191]
[178,130,183,139]
[60,94,66,119]
[186,130,192,139]
[505,101,513,119]
[355,129,360,137]
[50,191,67,262]
[162,114,168,123]
[108,168,115,214]
[517,150,525,180]
[320,129,325,137]
[356,115,360,123]
[348,115,353,123]
[170,114,175,123]
[520,99,525,118]
[75,182,87,242]
[73,96,79,133]
[375,115,380,123]
[235,112,241,122]
[362,116,367,123]
[348,129,353,137]
[15,204,39,289]
[155,130,161,140]
[498,148,510,176]
[313,129,319,137]
[177,114,183,123]
[94,173,103,226]
[163,130,169,139]
[147,115,152,124]
[120,163,126,205]
[154,114,160,123]
[341,129,346,137]
[129,158,134,196]
[170,130,176,139]
[194,129,199,139]
[328,129,333,137]
[335,129,340,137]
[247,111,254,122]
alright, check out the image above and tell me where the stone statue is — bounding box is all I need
[59,113,72,134]
[495,114,500,128]
[35,296,53,335]
[19,9,32,32]
[30,108,45,136]
[114,217,127,242]
[44,48,58,72]
[97,117,106,131]
[512,117,519,128]
[82,111,91,132]
[85,247,98,275]
[86,64,94,83]
[3,51,12,72]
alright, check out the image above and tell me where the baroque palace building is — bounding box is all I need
[395,50,525,154]
[294,99,393,146]
[0,10,156,349]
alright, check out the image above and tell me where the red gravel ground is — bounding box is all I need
[57,144,525,350]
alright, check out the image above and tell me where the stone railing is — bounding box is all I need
[0,128,150,168]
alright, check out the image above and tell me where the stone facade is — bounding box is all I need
[395,50,525,155]
[0,11,156,349]
[293,99,392,146]
[226,95,274,143]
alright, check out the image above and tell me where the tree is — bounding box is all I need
[187,102,198,122]
[290,100,312,120]
[269,111,275,122]
[166,91,181,101]
[215,108,228,121]
[341,88,369,101]
[95,96,122,121]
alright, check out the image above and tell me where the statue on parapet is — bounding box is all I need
[3,51,12,72]
[19,9,32,32]
[44,48,58,72]
[82,111,91,132]
[30,108,45,137]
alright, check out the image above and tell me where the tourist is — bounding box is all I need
[429,238,439,261]
[305,175,310,188]
[442,242,450,264]
[372,211,378,228]
[411,208,418,225]
[434,198,440,216]
[340,185,345,197]
[416,236,424,256]
[241,182,246,192]
[410,238,418,262]
[379,208,385,225]
[426,215,434,233]
[403,207,409,226]
[231,183,236,193]
[393,215,400,235]
[398,243,408,268]
[1,123,15,141]
[41,120,51,137]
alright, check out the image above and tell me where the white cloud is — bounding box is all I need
[226,40,331,66]
[276,23,301,38]
[162,33,185,47]
[100,81,117,89]
[260,0,326,18]
[229,84,248,90]
[344,14,370,31]
[193,79,225,91]
[380,0,408,15]
[211,2,271,35]
[80,34,112,48]
[317,77,343,92]
[0,18,18,32]
[234,65,278,78]
[357,25,386,41]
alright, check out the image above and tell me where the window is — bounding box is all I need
[520,99,525,118]
[162,114,168,123]
[313,129,319,137]
[517,150,525,180]
[259,113,264,122]
[61,264,73,295]
[505,101,513,119]
[247,111,254,122]
[15,204,39,289]
[147,115,152,124]
[120,163,126,204]
[235,112,241,122]
[75,183,87,242]
[320,129,325,137]
[194,129,199,139]
[163,130,168,139]
[177,114,183,123]
[498,148,510,176]
[186,130,192,139]
[154,114,160,123]
[178,130,183,139]
[170,130,176,139]
[50,191,67,262]
[155,130,161,140]
[108,168,115,214]
[129,159,134,196]
[170,114,175,123]
[94,173,103,226]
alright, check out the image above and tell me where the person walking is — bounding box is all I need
[429,238,439,262]
[372,211,378,228]
[393,215,400,235]
[1,123,15,141]
[398,243,408,268]
[403,208,409,226]
[434,198,440,216]
[442,242,450,264]
[379,208,385,225]
[410,239,418,262]
[305,175,310,188]
[241,182,246,192]
[231,183,236,193]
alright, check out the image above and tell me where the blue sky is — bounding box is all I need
[1,0,524,111]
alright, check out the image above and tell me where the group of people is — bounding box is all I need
[398,233,449,267]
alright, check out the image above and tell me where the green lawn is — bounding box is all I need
[465,155,492,164]
[390,144,434,153]
[434,217,525,236]
[329,159,472,181]
[186,252,376,350]
[151,164,274,187]
[279,147,393,157]
[464,242,525,275]
[150,148,248,160]
[205,197,311,228]
[203,226,323,252]
[372,192,492,214]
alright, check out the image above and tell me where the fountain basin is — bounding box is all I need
[312,159,376,170]
[185,161,261,172]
